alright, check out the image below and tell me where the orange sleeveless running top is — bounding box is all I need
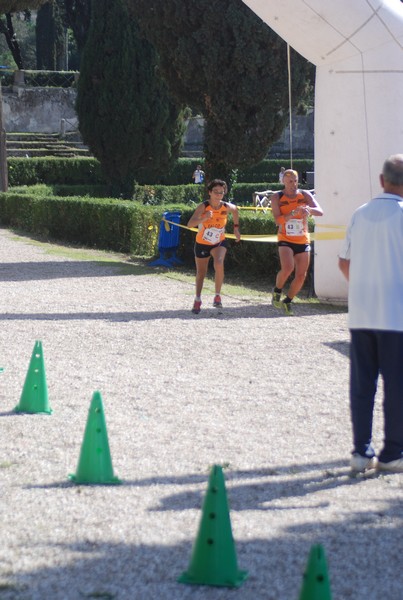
[277,191,310,244]
[195,201,229,245]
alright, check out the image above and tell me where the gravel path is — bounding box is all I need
[0,227,401,600]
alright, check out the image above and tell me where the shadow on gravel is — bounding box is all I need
[0,304,346,322]
[24,460,366,509]
[323,340,350,357]
[6,475,403,599]
[132,461,367,513]
[0,261,155,281]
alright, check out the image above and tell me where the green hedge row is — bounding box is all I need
[0,191,297,279]
[0,193,159,255]
[8,157,103,186]
[10,180,309,209]
[7,157,314,187]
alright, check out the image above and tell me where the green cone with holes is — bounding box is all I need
[14,341,52,414]
[69,391,120,485]
[178,464,248,587]
[299,544,332,600]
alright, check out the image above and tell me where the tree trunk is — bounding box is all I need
[0,83,8,193]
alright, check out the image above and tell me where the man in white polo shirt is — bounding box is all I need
[339,154,403,473]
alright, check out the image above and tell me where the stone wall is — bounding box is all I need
[2,87,78,134]
[1,85,314,158]
[183,111,314,158]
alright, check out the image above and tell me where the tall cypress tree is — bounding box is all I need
[64,0,91,53]
[36,0,66,70]
[76,0,187,198]
[126,0,314,183]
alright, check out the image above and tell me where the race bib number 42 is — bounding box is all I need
[202,226,224,244]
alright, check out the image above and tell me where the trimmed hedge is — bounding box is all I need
[0,193,159,255]
[0,191,315,282]
[9,180,311,208]
[7,157,314,188]
[8,157,104,187]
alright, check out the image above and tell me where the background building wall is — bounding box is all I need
[3,87,78,133]
[2,86,314,158]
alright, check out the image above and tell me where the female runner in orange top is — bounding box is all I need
[187,179,241,314]
[270,169,323,315]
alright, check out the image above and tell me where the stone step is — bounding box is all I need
[6,132,90,157]
[7,148,90,158]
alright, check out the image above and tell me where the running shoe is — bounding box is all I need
[377,457,403,473]
[272,289,282,308]
[213,295,223,308]
[282,301,294,316]
[191,300,202,314]
[350,452,377,473]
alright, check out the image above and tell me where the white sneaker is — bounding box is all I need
[350,453,377,473]
[377,458,403,473]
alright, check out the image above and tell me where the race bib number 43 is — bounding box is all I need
[285,219,304,237]
[202,226,224,244]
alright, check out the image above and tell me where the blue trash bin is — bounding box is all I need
[149,211,184,267]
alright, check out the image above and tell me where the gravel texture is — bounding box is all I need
[0,227,402,600]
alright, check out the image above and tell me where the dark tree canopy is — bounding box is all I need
[0,0,46,11]
[76,0,187,198]
[64,0,91,53]
[125,0,314,182]
[36,0,66,70]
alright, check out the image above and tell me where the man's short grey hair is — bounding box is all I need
[383,154,403,186]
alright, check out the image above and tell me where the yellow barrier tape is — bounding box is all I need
[315,223,346,230]
[311,231,346,241]
[161,218,346,243]
[239,206,272,211]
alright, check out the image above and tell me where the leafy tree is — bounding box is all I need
[0,12,24,67]
[125,0,314,183]
[0,1,47,68]
[36,0,66,69]
[76,0,188,198]
[0,1,47,191]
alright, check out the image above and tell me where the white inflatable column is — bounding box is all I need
[242,0,403,300]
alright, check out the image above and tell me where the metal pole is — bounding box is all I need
[287,44,293,169]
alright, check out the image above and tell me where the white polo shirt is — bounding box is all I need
[339,193,403,331]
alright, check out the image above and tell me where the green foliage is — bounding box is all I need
[0,188,316,282]
[7,157,315,206]
[23,70,78,87]
[0,1,47,10]
[76,0,187,199]
[36,0,66,70]
[0,10,36,68]
[127,0,314,184]
[64,0,92,54]
[10,182,109,197]
[7,157,104,186]
[237,159,315,184]
[0,192,159,254]
[133,183,204,206]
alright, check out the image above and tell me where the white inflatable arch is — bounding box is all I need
[242,0,403,300]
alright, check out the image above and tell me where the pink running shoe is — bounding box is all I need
[191,300,202,314]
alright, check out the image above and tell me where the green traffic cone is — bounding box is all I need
[14,341,52,414]
[299,544,332,600]
[69,391,121,485]
[178,464,248,588]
